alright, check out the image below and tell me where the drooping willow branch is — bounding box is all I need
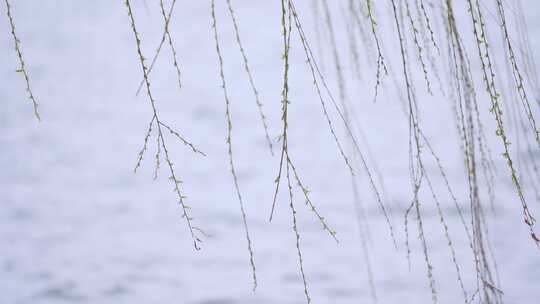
[124,0,205,250]
[275,2,311,303]
[443,1,504,301]
[210,0,257,290]
[158,0,182,90]
[135,0,182,96]
[465,0,539,248]
[288,0,397,248]
[494,0,540,145]
[225,0,274,156]
[364,0,388,103]
[4,0,40,121]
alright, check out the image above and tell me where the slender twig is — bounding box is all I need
[211,0,257,290]
[4,0,40,121]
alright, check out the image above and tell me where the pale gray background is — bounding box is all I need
[1,1,540,303]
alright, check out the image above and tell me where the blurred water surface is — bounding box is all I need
[1,1,540,303]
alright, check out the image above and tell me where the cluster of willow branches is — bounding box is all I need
[312,1,539,303]
[5,0,540,303]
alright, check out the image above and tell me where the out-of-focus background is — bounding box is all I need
[1,1,540,303]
